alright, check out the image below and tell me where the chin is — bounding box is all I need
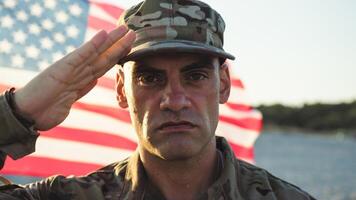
[158,150,197,161]
[155,140,202,161]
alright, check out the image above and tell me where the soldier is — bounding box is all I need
[0,0,316,199]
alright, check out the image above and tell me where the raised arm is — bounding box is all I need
[14,25,135,131]
[0,25,135,163]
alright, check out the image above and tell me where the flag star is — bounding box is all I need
[69,4,82,16]
[54,33,66,43]
[42,19,54,30]
[16,11,28,21]
[11,54,25,68]
[13,30,27,44]
[30,3,43,17]
[4,0,18,8]
[52,51,65,62]
[1,15,14,28]
[41,37,54,49]
[29,24,41,35]
[56,11,69,23]
[44,0,56,9]
[0,39,13,54]
[38,59,50,70]
[25,45,40,59]
[66,45,76,54]
[67,25,79,38]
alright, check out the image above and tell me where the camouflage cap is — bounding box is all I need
[118,0,235,64]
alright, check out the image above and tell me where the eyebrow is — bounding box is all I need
[132,58,215,74]
[180,59,215,73]
[133,64,165,74]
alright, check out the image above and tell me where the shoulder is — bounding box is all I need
[235,159,316,200]
[17,158,131,200]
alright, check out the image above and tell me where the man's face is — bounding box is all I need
[116,53,230,160]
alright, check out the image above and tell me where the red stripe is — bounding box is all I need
[219,115,262,132]
[97,76,115,90]
[40,126,137,150]
[0,84,10,93]
[229,142,254,160]
[231,78,244,89]
[90,1,124,19]
[2,157,103,177]
[73,101,131,123]
[88,16,116,32]
[225,102,252,111]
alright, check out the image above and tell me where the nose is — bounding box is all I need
[160,80,191,112]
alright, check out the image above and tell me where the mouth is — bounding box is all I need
[157,121,196,132]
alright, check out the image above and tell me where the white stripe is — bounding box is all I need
[104,67,118,79]
[89,3,117,24]
[228,87,252,105]
[0,67,36,86]
[33,137,133,165]
[62,108,138,142]
[79,85,118,107]
[216,121,259,148]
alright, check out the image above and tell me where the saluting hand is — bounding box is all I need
[13,25,135,131]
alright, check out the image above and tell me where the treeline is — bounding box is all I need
[257,100,356,132]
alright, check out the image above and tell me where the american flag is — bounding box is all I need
[0,0,262,177]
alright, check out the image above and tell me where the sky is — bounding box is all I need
[106,0,356,105]
[211,0,356,105]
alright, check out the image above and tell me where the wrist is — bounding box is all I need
[5,88,36,128]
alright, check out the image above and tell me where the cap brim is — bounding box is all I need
[119,40,235,64]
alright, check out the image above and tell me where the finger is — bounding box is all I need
[62,30,109,70]
[91,30,136,78]
[62,26,130,79]
[96,26,129,56]
[66,26,129,68]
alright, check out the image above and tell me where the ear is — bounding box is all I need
[219,62,231,104]
[116,67,128,108]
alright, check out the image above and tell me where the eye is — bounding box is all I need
[137,72,164,86]
[186,71,208,81]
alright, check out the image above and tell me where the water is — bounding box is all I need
[254,132,356,200]
[3,132,356,199]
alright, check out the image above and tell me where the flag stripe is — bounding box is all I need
[2,157,102,177]
[225,103,252,111]
[33,137,132,165]
[97,76,116,89]
[90,1,124,19]
[229,142,254,160]
[231,78,244,89]
[41,126,137,150]
[73,101,131,123]
[88,16,116,31]
[60,108,138,142]
[219,116,262,131]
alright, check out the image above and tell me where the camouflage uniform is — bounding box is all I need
[0,0,316,199]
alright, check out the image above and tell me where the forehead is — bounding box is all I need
[122,53,219,71]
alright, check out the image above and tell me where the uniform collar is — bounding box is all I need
[119,136,243,199]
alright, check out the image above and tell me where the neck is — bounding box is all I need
[139,139,218,200]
